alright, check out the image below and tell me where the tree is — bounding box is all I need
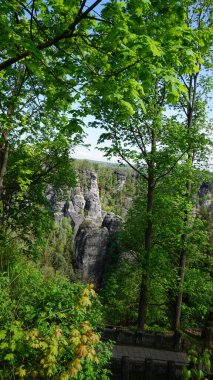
[0,0,109,208]
[171,0,213,331]
[90,79,189,333]
[0,137,78,264]
[85,0,213,331]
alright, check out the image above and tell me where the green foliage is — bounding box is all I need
[101,258,141,326]
[43,218,75,279]
[182,349,212,380]
[100,168,213,331]
[0,141,77,263]
[84,0,208,120]
[0,1,212,370]
[85,0,213,333]
[0,0,112,230]
[0,257,112,379]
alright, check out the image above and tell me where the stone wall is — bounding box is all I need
[111,357,185,380]
[102,328,183,351]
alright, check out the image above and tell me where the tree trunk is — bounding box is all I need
[173,161,193,331]
[0,134,9,202]
[201,311,213,349]
[174,247,186,331]
[0,69,26,204]
[137,80,158,331]
[137,161,155,331]
[173,73,197,331]
[174,179,192,331]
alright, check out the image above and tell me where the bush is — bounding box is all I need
[0,259,112,379]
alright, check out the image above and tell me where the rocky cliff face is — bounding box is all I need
[48,171,103,230]
[67,171,103,233]
[48,169,122,283]
[198,182,213,210]
[75,223,109,283]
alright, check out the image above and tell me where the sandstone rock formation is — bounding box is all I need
[47,170,103,228]
[115,171,127,191]
[102,212,122,234]
[74,212,122,283]
[75,222,109,283]
[48,169,123,283]
[67,171,102,232]
[198,182,213,210]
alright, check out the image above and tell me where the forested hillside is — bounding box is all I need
[0,0,213,379]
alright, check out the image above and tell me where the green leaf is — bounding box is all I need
[0,330,7,340]
[0,342,9,349]
[4,353,15,361]
[120,100,135,115]
[136,7,142,16]
[146,37,162,56]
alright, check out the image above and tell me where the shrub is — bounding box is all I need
[0,259,112,379]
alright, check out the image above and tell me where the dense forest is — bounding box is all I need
[0,0,213,379]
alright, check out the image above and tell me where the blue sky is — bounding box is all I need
[73,116,118,162]
[73,124,110,162]
[73,106,213,167]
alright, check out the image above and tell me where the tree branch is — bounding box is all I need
[93,55,151,77]
[112,129,148,180]
[0,0,102,71]
[130,124,147,157]
[154,150,188,185]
